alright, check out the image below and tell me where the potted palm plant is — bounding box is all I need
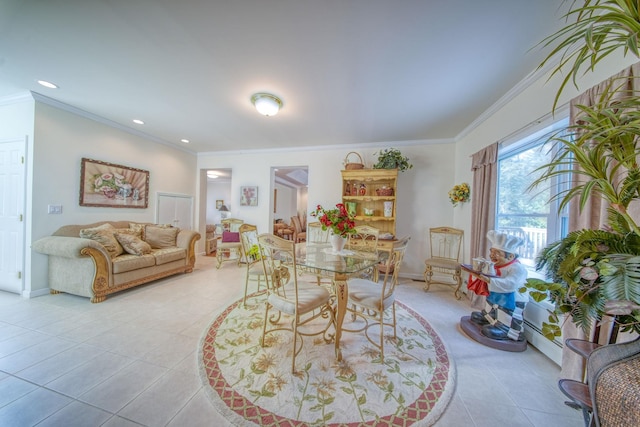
[524,0,640,340]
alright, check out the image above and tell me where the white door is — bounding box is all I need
[0,139,26,294]
[156,193,193,229]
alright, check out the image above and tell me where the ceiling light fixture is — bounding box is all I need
[132,119,144,125]
[251,93,282,116]
[181,139,190,143]
[37,80,58,89]
[206,171,218,179]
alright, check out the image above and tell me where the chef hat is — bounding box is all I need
[486,230,524,254]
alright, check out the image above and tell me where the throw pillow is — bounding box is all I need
[222,231,240,242]
[129,222,147,240]
[79,223,124,258]
[115,232,152,256]
[144,225,179,249]
[116,227,142,239]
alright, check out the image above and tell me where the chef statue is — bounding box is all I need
[466,230,528,341]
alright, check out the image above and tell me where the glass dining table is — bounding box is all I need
[295,241,382,361]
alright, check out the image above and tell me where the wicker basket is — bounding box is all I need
[376,187,394,196]
[344,152,365,170]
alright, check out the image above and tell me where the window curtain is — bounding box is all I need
[468,143,498,308]
[561,62,640,380]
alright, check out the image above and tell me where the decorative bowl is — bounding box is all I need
[364,208,374,216]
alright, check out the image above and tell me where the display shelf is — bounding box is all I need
[341,169,398,238]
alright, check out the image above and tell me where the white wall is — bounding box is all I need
[206,180,232,224]
[274,183,297,224]
[29,101,197,296]
[197,144,456,278]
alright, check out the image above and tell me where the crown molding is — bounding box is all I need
[30,91,196,155]
[0,91,34,106]
[455,59,558,142]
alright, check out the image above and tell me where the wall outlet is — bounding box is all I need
[48,204,62,214]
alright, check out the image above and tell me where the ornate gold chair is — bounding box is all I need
[342,236,410,362]
[347,225,380,281]
[216,218,243,269]
[307,221,329,243]
[258,233,335,373]
[423,226,464,299]
[239,224,267,306]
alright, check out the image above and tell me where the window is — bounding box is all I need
[496,117,569,273]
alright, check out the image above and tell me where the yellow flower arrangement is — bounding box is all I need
[448,183,470,206]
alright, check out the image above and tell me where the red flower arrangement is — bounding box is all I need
[310,203,356,237]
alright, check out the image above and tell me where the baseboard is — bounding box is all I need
[23,288,51,299]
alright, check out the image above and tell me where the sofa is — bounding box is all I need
[32,221,200,303]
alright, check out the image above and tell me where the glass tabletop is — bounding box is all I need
[295,242,380,275]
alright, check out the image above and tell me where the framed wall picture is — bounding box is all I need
[240,186,258,206]
[216,199,224,210]
[79,158,150,208]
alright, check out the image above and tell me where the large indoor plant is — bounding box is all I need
[524,0,640,340]
[373,148,413,172]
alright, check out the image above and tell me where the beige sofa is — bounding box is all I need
[32,221,200,303]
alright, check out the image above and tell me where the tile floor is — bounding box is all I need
[0,255,584,426]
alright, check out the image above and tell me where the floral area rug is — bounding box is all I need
[199,294,455,426]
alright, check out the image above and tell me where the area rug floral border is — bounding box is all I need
[199,295,456,426]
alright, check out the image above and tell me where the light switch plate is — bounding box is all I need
[48,204,62,214]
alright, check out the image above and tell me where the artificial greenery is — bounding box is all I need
[248,244,261,261]
[524,0,640,338]
[373,148,413,172]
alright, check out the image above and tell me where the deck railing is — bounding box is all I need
[500,227,547,261]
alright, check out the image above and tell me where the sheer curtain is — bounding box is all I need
[468,143,498,308]
[561,62,640,380]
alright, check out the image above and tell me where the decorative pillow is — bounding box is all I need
[116,228,142,239]
[144,225,179,249]
[115,232,152,256]
[129,222,147,240]
[79,223,123,258]
[222,231,240,242]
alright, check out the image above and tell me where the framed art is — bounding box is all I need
[216,199,224,210]
[240,186,258,206]
[79,158,150,208]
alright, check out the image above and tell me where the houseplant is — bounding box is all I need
[524,0,640,339]
[310,203,356,252]
[373,148,413,172]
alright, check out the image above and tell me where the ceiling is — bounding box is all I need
[0,1,568,154]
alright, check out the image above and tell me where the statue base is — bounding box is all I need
[460,316,527,352]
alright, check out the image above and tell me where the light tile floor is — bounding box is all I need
[0,255,584,426]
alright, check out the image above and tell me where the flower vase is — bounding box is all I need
[330,233,347,253]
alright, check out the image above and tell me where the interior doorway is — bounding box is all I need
[272,166,308,231]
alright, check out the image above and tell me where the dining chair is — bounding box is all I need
[239,224,268,306]
[290,215,307,242]
[347,225,380,281]
[423,226,464,299]
[257,233,335,373]
[304,221,334,289]
[307,221,329,243]
[342,236,410,362]
[216,218,244,269]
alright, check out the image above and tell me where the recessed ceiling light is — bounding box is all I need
[207,171,218,179]
[37,80,58,89]
[132,119,144,125]
[181,139,190,143]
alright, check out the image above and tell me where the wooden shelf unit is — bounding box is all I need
[341,168,398,242]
